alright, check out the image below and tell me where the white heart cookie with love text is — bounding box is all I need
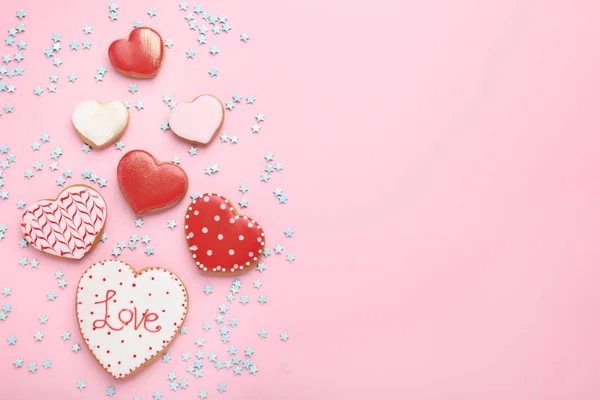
[168,94,224,145]
[72,100,129,148]
[76,260,188,379]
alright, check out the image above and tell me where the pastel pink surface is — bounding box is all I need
[1,1,600,400]
[168,95,224,144]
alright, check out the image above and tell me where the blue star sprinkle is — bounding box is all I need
[14,358,23,368]
[240,33,250,42]
[284,228,294,237]
[280,332,290,342]
[28,363,38,373]
[167,220,177,229]
[105,386,116,397]
[286,253,296,263]
[72,343,80,352]
[162,353,172,363]
[135,218,144,227]
[7,336,17,345]
[61,331,71,340]
[258,329,268,338]
[217,384,227,393]
[47,292,57,301]
[129,84,138,94]
[42,360,52,369]
[76,380,86,391]
[83,25,92,34]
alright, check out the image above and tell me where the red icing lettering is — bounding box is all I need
[93,289,161,333]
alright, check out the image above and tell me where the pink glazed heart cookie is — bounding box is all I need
[168,95,224,146]
[76,260,188,379]
[21,185,107,260]
[184,193,266,275]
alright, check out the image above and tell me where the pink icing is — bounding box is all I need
[20,185,107,260]
[168,94,224,144]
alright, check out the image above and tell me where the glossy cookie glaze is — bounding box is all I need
[117,150,188,215]
[108,27,165,78]
[21,185,107,260]
[72,100,129,148]
[76,260,188,379]
[184,193,266,275]
[168,95,224,146]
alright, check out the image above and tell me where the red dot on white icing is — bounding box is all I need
[229,249,235,255]
[214,215,220,222]
[239,235,244,241]
[220,203,226,210]
[207,250,212,256]
[218,234,223,240]
[202,227,208,233]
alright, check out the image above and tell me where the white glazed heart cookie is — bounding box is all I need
[72,100,129,148]
[76,260,189,379]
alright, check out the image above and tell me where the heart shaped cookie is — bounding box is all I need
[168,95,224,145]
[72,100,129,148]
[21,185,107,260]
[184,193,266,274]
[108,27,165,78]
[117,150,188,214]
[76,260,188,379]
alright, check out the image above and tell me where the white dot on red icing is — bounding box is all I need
[256,237,262,242]
[248,222,253,228]
[190,245,198,251]
[230,218,235,224]
[207,250,212,256]
[204,196,210,202]
[218,234,223,240]
[229,249,235,255]
[214,215,220,222]
[202,227,208,233]
[233,264,239,269]
[249,252,254,257]
[239,235,244,241]
[220,203,226,210]
[217,266,222,270]
[188,232,195,238]
[194,211,199,216]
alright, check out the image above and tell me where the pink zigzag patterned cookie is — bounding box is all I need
[21,185,107,259]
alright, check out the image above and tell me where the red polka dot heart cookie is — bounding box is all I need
[184,193,266,275]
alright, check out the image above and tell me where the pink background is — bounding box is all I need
[1,0,600,399]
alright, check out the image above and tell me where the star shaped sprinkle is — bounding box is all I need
[162,353,172,363]
[247,95,256,104]
[135,101,144,110]
[61,331,71,340]
[286,253,296,263]
[83,25,92,34]
[186,48,196,58]
[7,336,17,345]
[115,141,124,150]
[28,363,38,373]
[258,295,267,304]
[129,84,138,94]
[217,384,227,393]
[33,332,44,341]
[165,39,174,48]
[280,332,290,341]
[208,68,218,77]
[14,358,23,368]
[153,391,163,400]
[258,329,268,338]
[135,218,144,227]
[72,343,81,352]
[47,292,57,301]
[76,380,86,391]
[82,40,92,49]
[105,386,116,397]
[42,360,52,369]
[167,220,177,229]
[238,198,248,208]
[148,8,157,17]
[240,33,250,42]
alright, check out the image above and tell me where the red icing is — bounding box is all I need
[117,150,188,214]
[185,193,266,274]
[108,27,164,78]
[92,290,161,333]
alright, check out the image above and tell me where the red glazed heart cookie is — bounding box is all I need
[117,150,188,215]
[184,193,266,274]
[20,185,107,260]
[108,27,165,78]
[76,260,188,379]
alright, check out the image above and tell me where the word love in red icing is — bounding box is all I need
[92,290,161,333]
